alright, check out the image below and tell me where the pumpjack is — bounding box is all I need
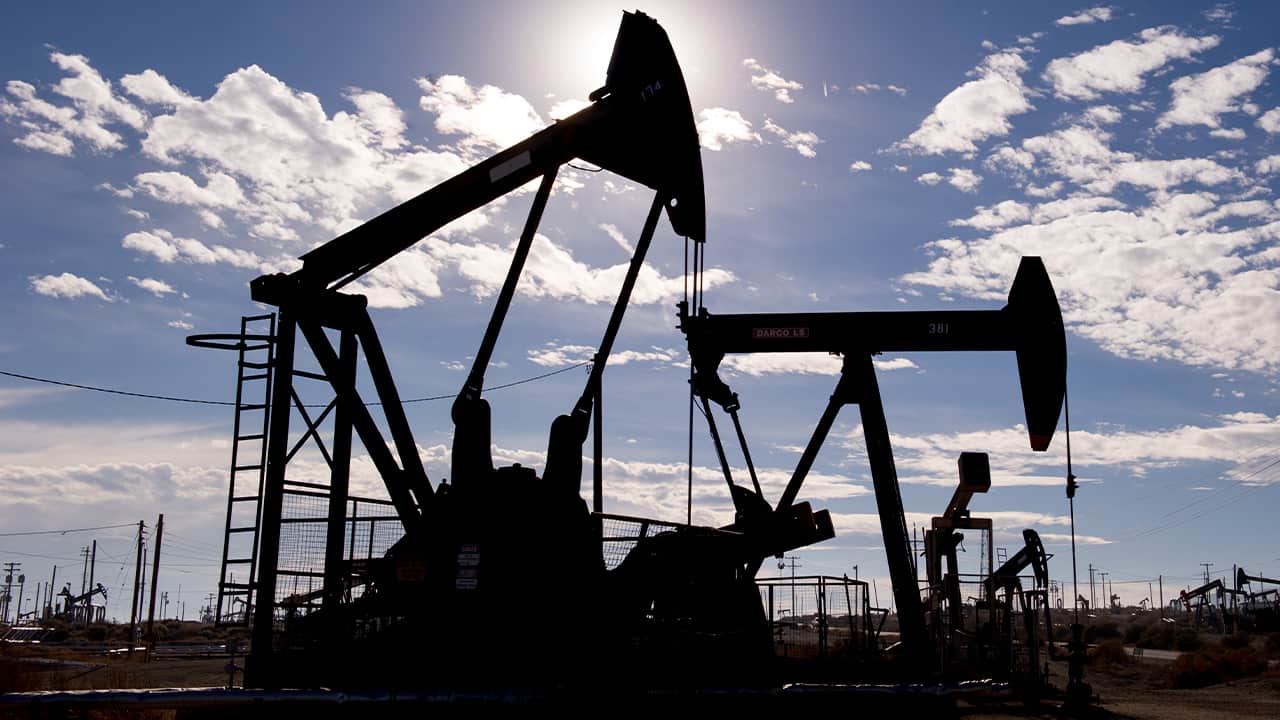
[680,256,1068,670]
[985,529,1053,685]
[1180,579,1231,632]
[1234,567,1280,631]
[924,452,994,666]
[228,11,829,691]
[921,455,1055,683]
[57,583,107,624]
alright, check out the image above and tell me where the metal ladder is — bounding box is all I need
[215,314,276,625]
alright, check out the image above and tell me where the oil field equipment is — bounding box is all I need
[190,9,1074,695]
[190,11,826,690]
[924,452,995,668]
[679,255,1067,670]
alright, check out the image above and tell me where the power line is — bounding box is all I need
[0,522,138,538]
[0,549,81,563]
[0,361,592,408]
[1118,452,1280,542]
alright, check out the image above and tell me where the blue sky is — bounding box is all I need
[2,1,1279,620]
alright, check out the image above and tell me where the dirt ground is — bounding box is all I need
[1,648,233,692]
[958,655,1280,720]
[4,644,1280,718]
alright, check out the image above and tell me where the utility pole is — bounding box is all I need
[80,546,90,595]
[1159,574,1164,618]
[1088,563,1095,611]
[128,520,145,654]
[14,574,25,622]
[88,541,96,605]
[48,566,57,619]
[2,562,20,623]
[1099,572,1108,610]
[1201,562,1213,585]
[146,514,164,658]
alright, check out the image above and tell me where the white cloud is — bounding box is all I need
[873,357,919,371]
[417,74,544,153]
[197,208,224,228]
[1158,49,1274,130]
[762,118,821,158]
[716,353,917,377]
[849,160,872,172]
[29,272,112,301]
[598,223,633,254]
[917,171,943,186]
[348,89,408,150]
[424,233,733,307]
[1043,27,1220,100]
[947,167,983,193]
[1257,107,1280,134]
[902,190,1280,373]
[863,413,1280,491]
[1256,155,1280,174]
[852,83,907,96]
[167,319,194,330]
[1055,7,1114,26]
[120,69,196,108]
[1024,181,1064,198]
[896,52,1033,155]
[986,145,1036,174]
[743,58,803,104]
[12,129,75,156]
[0,52,149,156]
[893,164,909,173]
[1083,105,1123,125]
[548,98,591,121]
[0,387,67,411]
[695,107,761,151]
[1209,127,1246,140]
[1019,124,1242,193]
[1204,4,1234,24]
[345,247,443,309]
[122,228,270,271]
[527,343,681,368]
[127,275,176,297]
[134,170,245,208]
[951,200,1032,230]
[124,208,149,220]
[141,64,472,236]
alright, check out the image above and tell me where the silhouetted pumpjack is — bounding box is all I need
[239,11,721,688]
[679,256,1067,669]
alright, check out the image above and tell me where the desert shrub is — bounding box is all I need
[85,624,108,642]
[1166,644,1268,688]
[1124,622,1144,644]
[1089,638,1130,666]
[1174,629,1204,652]
[1265,632,1280,655]
[1137,622,1176,650]
[1222,631,1252,649]
[0,658,43,692]
[1085,621,1122,643]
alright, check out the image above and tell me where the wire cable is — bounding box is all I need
[0,522,138,538]
[1,362,592,408]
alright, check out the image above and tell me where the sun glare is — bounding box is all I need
[528,2,731,107]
